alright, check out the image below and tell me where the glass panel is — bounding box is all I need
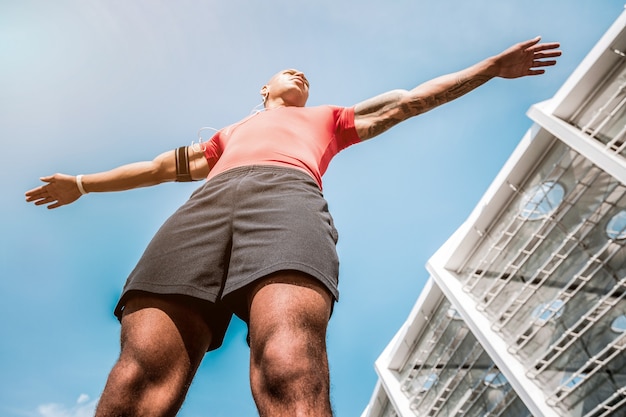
[452,138,626,416]
[484,371,508,388]
[397,298,532,416]
[606,210,626,240]
[572,62,626,159]
[519,181,565,220]
[612,315,626,333]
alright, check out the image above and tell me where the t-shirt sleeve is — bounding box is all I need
[203,132,222,170]
[334,106,362,150]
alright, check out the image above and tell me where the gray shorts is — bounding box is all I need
[114,165,340,350]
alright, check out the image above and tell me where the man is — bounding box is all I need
[25,37,560,416]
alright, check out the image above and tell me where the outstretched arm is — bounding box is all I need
[354,37,561,140]
[25,146,209,209]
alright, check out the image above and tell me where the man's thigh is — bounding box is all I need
[119,293,215,369]
[246,272,333,346]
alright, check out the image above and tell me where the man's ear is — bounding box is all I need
[260,85,270,102]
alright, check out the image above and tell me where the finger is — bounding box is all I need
[47,202,61,209]
[25,187,43,198]
[532,60,558,68]
[26,186,54,203]
[25,188,47,200]
[534,50,562,59]
[530,42,561,53]
[26,185,54,199]
[520,36,542,49]
[40,175,55,183]
[34,197,55,206]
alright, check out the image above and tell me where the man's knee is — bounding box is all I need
[104,353,154,398]
[97,358,189,417]
[252,330,329,399]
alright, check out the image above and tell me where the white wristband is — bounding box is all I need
[76,174,88,195]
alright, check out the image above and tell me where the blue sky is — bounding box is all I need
[1,1,623,416]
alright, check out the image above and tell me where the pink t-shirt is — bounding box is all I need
[203,105,361,188]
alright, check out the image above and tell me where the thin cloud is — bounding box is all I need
[36,395,97,417]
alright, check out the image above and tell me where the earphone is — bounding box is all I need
[192,127,219,152]
[262,87,270,104]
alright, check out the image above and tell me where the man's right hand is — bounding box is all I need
[25,173,83,209]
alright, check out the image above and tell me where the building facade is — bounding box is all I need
[363,8,626,417]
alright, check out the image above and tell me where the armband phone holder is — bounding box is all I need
[175,146,193,182]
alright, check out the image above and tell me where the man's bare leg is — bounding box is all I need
[95,294,213,417]
[248,272,334,417]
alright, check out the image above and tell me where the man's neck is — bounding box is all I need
[265,98,305,110]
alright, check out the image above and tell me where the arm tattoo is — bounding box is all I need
[445,75,492,102]
[358,74,492,139]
